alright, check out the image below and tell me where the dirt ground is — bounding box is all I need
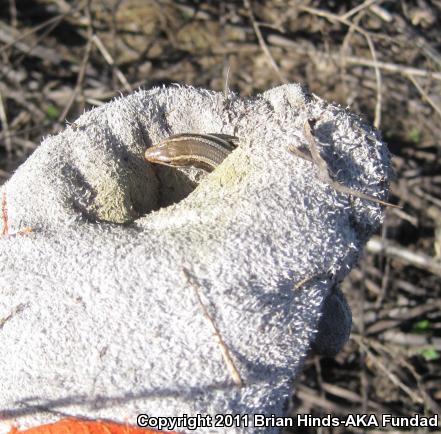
[0,0,440,432]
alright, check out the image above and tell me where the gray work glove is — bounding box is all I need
[0,84,390,433]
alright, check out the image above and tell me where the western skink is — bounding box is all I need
[144,133,239,172]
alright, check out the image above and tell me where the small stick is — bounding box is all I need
[289,120,399,208]
[367,236,441,277]
[407,73,441,119]
[293,272,330,290]
[8,0,18,28]
[267,34,441,80]
[223,64,231,100]
[1,191,8,236]
[0,303,27,330]
[0,13,66,55]
[92,34,132,92]
[340,0,381,20]
[58,1,93,123]
[0,91,12,154]
[243,0,288,84]
[299,5,382,127]
[182,267,244,387]
[353,335,424,405]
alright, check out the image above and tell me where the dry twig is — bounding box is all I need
[92,34,132,92]
[353,335,425,405]
[1,191,8,236]
[182,267,244,387]
[367,236,441,278]
[268,34,441,81]
[320,382,390,413]
[406,74,441,119]
[289,120,398,208]
[368,338,441,414]
[243,0,288,84]
[299,5,383,128]
[0,90,11,154]
[340,0,382,20]
[58,1,93,123]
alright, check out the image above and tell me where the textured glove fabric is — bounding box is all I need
[0,84,391,433]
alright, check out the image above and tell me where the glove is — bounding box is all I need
[0,84,390,433]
